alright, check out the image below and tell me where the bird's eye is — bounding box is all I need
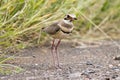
[64,18,67,20]
[67,15,70,18]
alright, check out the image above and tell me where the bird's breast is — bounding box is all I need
[51,30,70,39]
[58,24,74,33]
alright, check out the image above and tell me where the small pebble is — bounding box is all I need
[86,61,93,65]
[81,69,95,75]
[35,64,38,66]
[118,64,120,66]
[105,78,110,80]
[32,55,36,58]
[112,74,118,79]
[69,72,81,78]
[114,56,120,60]
[109,64,113,68]
[111,67,120,71]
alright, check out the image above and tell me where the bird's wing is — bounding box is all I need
[43,21,60,35]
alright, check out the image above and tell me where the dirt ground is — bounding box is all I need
[0,40,120,80]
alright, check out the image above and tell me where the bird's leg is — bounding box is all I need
[55,39,61,68]
[51,39,56,67]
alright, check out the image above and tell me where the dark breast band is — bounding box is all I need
[61,29,72,34]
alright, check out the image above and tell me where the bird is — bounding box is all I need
[42,14,77,68]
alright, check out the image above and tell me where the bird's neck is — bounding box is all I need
[63,19,72,25]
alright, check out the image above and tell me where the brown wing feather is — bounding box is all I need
[43,22,60,35]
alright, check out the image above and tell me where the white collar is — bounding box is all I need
[63,19,72,25]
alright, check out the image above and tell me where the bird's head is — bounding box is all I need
[64,14,77,22]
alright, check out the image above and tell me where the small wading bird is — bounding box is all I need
[42,14,77,68]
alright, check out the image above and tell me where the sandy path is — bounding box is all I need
[0,40,120,80]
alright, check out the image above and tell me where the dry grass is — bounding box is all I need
[0,0,120,51]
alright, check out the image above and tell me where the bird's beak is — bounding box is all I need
[74,18,77,20]
[70,17,77,22]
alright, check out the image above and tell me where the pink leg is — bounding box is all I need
[51,39,56,67]
[55,39,61,68]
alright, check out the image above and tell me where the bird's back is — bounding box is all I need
[42,21,60,35]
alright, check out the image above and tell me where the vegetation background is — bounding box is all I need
[0,0,120,74]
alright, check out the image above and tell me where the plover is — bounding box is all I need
[42,14,77,68]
